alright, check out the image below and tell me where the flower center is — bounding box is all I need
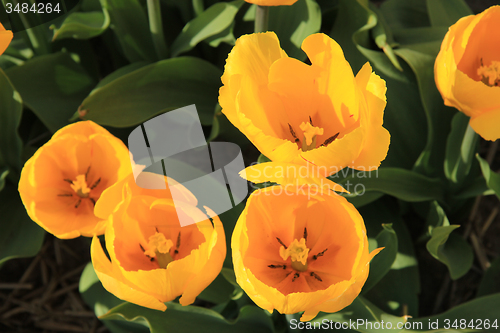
[299,122,324,152]
[144,232,174,269]
[279,238,309,272]
[477,60,500,87]
[70,175,91,198]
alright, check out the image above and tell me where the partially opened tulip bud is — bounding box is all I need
[435,5,500,141]
[0,22,13,55]
[232,185,382,321]
[91,172,226,311]
[219,32,390,178]
[245,0,298,5]
[18,121,131,239]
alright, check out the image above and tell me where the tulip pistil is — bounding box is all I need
[280,238,309,272]
[144,232,174,269]
[69,175,91,198]
[477,60,500,87]
[299,122,324,152]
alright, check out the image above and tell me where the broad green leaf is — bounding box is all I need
[477,154,500,200]
[77,57,221,127]
[334,167,444,203]
[379,0,430,30]
[99,0,156,62]
[477,256,500,297]
[93,61,150,91]
[0,68,23,173]
[52,10,110,41]
[79,262,149,333]
[426,224,473,279]
[444,112,479,188]
[0,185,45,266]
[220,267,238,287]
[310,297,407,333]
[197,271,235,304]
[370,5,402,71]
[171,1,243,57]
[100,302,275,333]
[426,0,472,27]
[411,294,500,332]
[362,224,398,294]
[454,175,494,199]
[6,52,95,133]
[268,0,321,61]
[426,201,449,231]
[0,168,8,192]
[361,198,420,317]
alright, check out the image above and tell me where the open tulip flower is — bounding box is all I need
[219,32,390,178]
[18,121,131,239]
[91,172,226,311]
[244,0,298,5]
[232,185,382,321]
[0,22,13,55]
[435,5,500,141]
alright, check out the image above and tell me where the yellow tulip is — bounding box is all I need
[232,185,382,321]
[244,0,298,5]
[435,5,500,141]
[0,22,13,55]
[18,121,131,239]
[219,32,390,178]
[91,172,226,311]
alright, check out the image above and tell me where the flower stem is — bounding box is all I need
[192,0,204,17]
[146,0,168,59]
[254,5,269,33]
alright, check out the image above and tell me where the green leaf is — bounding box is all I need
[0,185,45,266]
[477,154,500,200]
[0,68,23,173]
[52,10,110,41]
[79,262,149,333]
[93,61,150,91]
[6,52,95,133]
[454,175,494,199]
[444,112,479,188]
[426,200,449,231]
[477,256,500,297]
[426,0,472,27]
[426,224,473,279]
[100,302,275,333]
[268,0,321,61]
[334,167,444,203]
[197,271,235,304]
[257,154,271,164]
[77,57,221,127]
[379,0,430,30]
[0,168,8,192]
[363,224,398,294]
[310,297,407,333]
[171,1,243,57]
[99,0,156,62]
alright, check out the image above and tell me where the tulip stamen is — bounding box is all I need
[85,166,91,181]
[174,232,181,256]
[300,122,324,151]
[75,199,82,209]
[144,232,175,269]
[280,238,309,272]
[303,227,308,242]
[90,178,101,190]
[268,264,287,269]
[292,272,300,282]
[310,271,322,282]
[69,175,91,198]
[64,178,74,184]
[57,193,73,197]
[276,237,287,249]
[321,133,340,147]
[312,248,328,260]
[477,59,500,87]
[309,116,313,126]
[288,124,301,145]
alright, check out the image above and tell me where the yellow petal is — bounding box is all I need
[470,107,500,141]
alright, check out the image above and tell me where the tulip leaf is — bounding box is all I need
[335,167,444,203]
[363,224,398,294]
[79,262,150,333]
[77,57,221,127]
[5,52,95,133]
[361,199,420,317]
[99,0,156,62]
[454,175,494,199]
[477,256,500,297]
[0,185,45,266]
[257,154,271,164]
[444,112,479,189]
[410,293,500,331]
[0,168,8,192]
[477,155,500,201]
[93,61,150,91]
[170,0,243,57]
[310,296,407,333]
[197,272,235,305]
[426,225,473,280]
[268,0,321,61]
[379,0,430,30]
[0,68,23,174]
[426,0,472,28]
[52,9,110,41]
[100,302,275,333]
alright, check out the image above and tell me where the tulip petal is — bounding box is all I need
[470,107,500,141]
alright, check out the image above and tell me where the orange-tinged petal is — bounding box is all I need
[0,22,13,55]
[470,108,500,141]
[244,0,298,5]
